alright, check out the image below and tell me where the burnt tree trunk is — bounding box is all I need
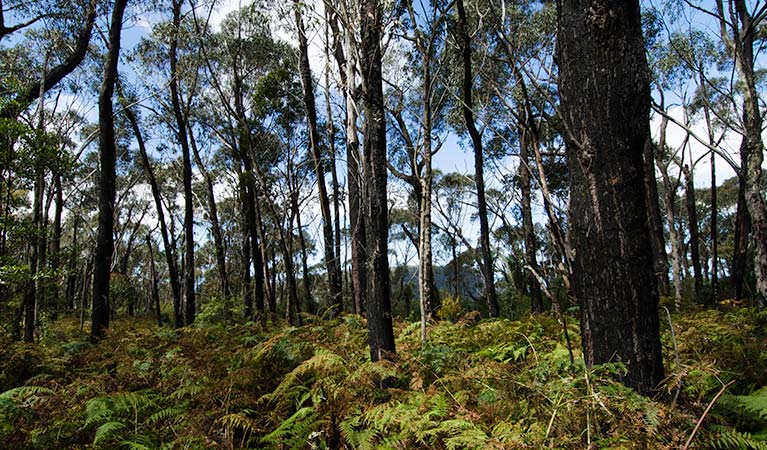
[556,0,664,394]
[147,234,162,327]
[519,122,544,314]
[91,0,128,341]
[360,0,395,362]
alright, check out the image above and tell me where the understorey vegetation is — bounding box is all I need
[2,301,766,449]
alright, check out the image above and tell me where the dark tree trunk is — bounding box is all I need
[50,172,62,318]
[556,0,664,394]
[120,85,183,325]
[360,0,395,362]
[643,141,669,294]
[91,0,128,341]
[238,170,254,318]
[293,0,343,316]
[170,0,195,326]
[731,145,750,301]
[683,165,703,299]
[731,0,767,306]
[147,234,162,327]
[456,0,498,317]
[65,213,79,310]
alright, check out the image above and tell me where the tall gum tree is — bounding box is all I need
[91,0,128,341]
[556,0,664,394]
[360,0,395,362]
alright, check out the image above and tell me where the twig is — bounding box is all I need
[682,380,735,450]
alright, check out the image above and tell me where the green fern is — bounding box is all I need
[93,421,126,446]
[703,425,767,450]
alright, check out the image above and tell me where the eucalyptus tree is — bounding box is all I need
[91,0,128,341]
[292,0,343,315]
[557,0,664,394]
[0,0,97,119]
[385,0,452,340]
[454,0,498,317]
[360,0,395,362]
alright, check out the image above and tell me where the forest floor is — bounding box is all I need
[1,302,767,449]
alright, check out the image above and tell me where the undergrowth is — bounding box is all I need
[1,306,765,449]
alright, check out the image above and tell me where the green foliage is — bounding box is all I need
[435,295,463,322]
[0,308,765,449]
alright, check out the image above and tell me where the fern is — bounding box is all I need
[0,385,53,402]
[260,406,322,449]
[93,421,126,446]
[702,425,767,450]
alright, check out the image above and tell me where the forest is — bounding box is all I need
[1,0,767,448]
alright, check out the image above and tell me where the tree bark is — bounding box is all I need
[120,84,183,325]
[683,164,703,299]
[146,234,162,327]
[730,0,767,307]
[556,0,664,394]
[293,0,343,316]
[456,0,498,318]
[170,0,195,326]
[91,0,128,341]
[519,128,544,313]
[360,0,395,362]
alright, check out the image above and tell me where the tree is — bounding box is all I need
[91,0,128,341]
[293,0,343,315]
[360,0,395,362]
[455,0,498,318]
[556,0,664,393]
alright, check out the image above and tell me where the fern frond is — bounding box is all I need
[147,407,185,425]
[93,421,126,446]
[0,385,53,401]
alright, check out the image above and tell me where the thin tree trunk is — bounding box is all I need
[47,171,63,318]
[91,0,128,341]
[557,0,664,394]
[147,234,162,327]
[170,0,195,326]
[683,164,703,299]
[293,0,342,316]
[519,125,544,314]
[189,124,230,298]
[456,0,498,317]
[119,84,182,325]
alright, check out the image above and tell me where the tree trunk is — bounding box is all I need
[292,189,313,314]
[170,0,195,326]
[189,124,230,298]
[91,0,128,341]
[683,164,703,300]
[456,0,498,318]
[147,234,162,327]
[731,0,767,306]
[556,0,664,394]
[519,124,544,314]
[120,84,183,326]
[293,0,343,316]
[643,141,669,294]
[50,172,62,318]
[360,0,395,362]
